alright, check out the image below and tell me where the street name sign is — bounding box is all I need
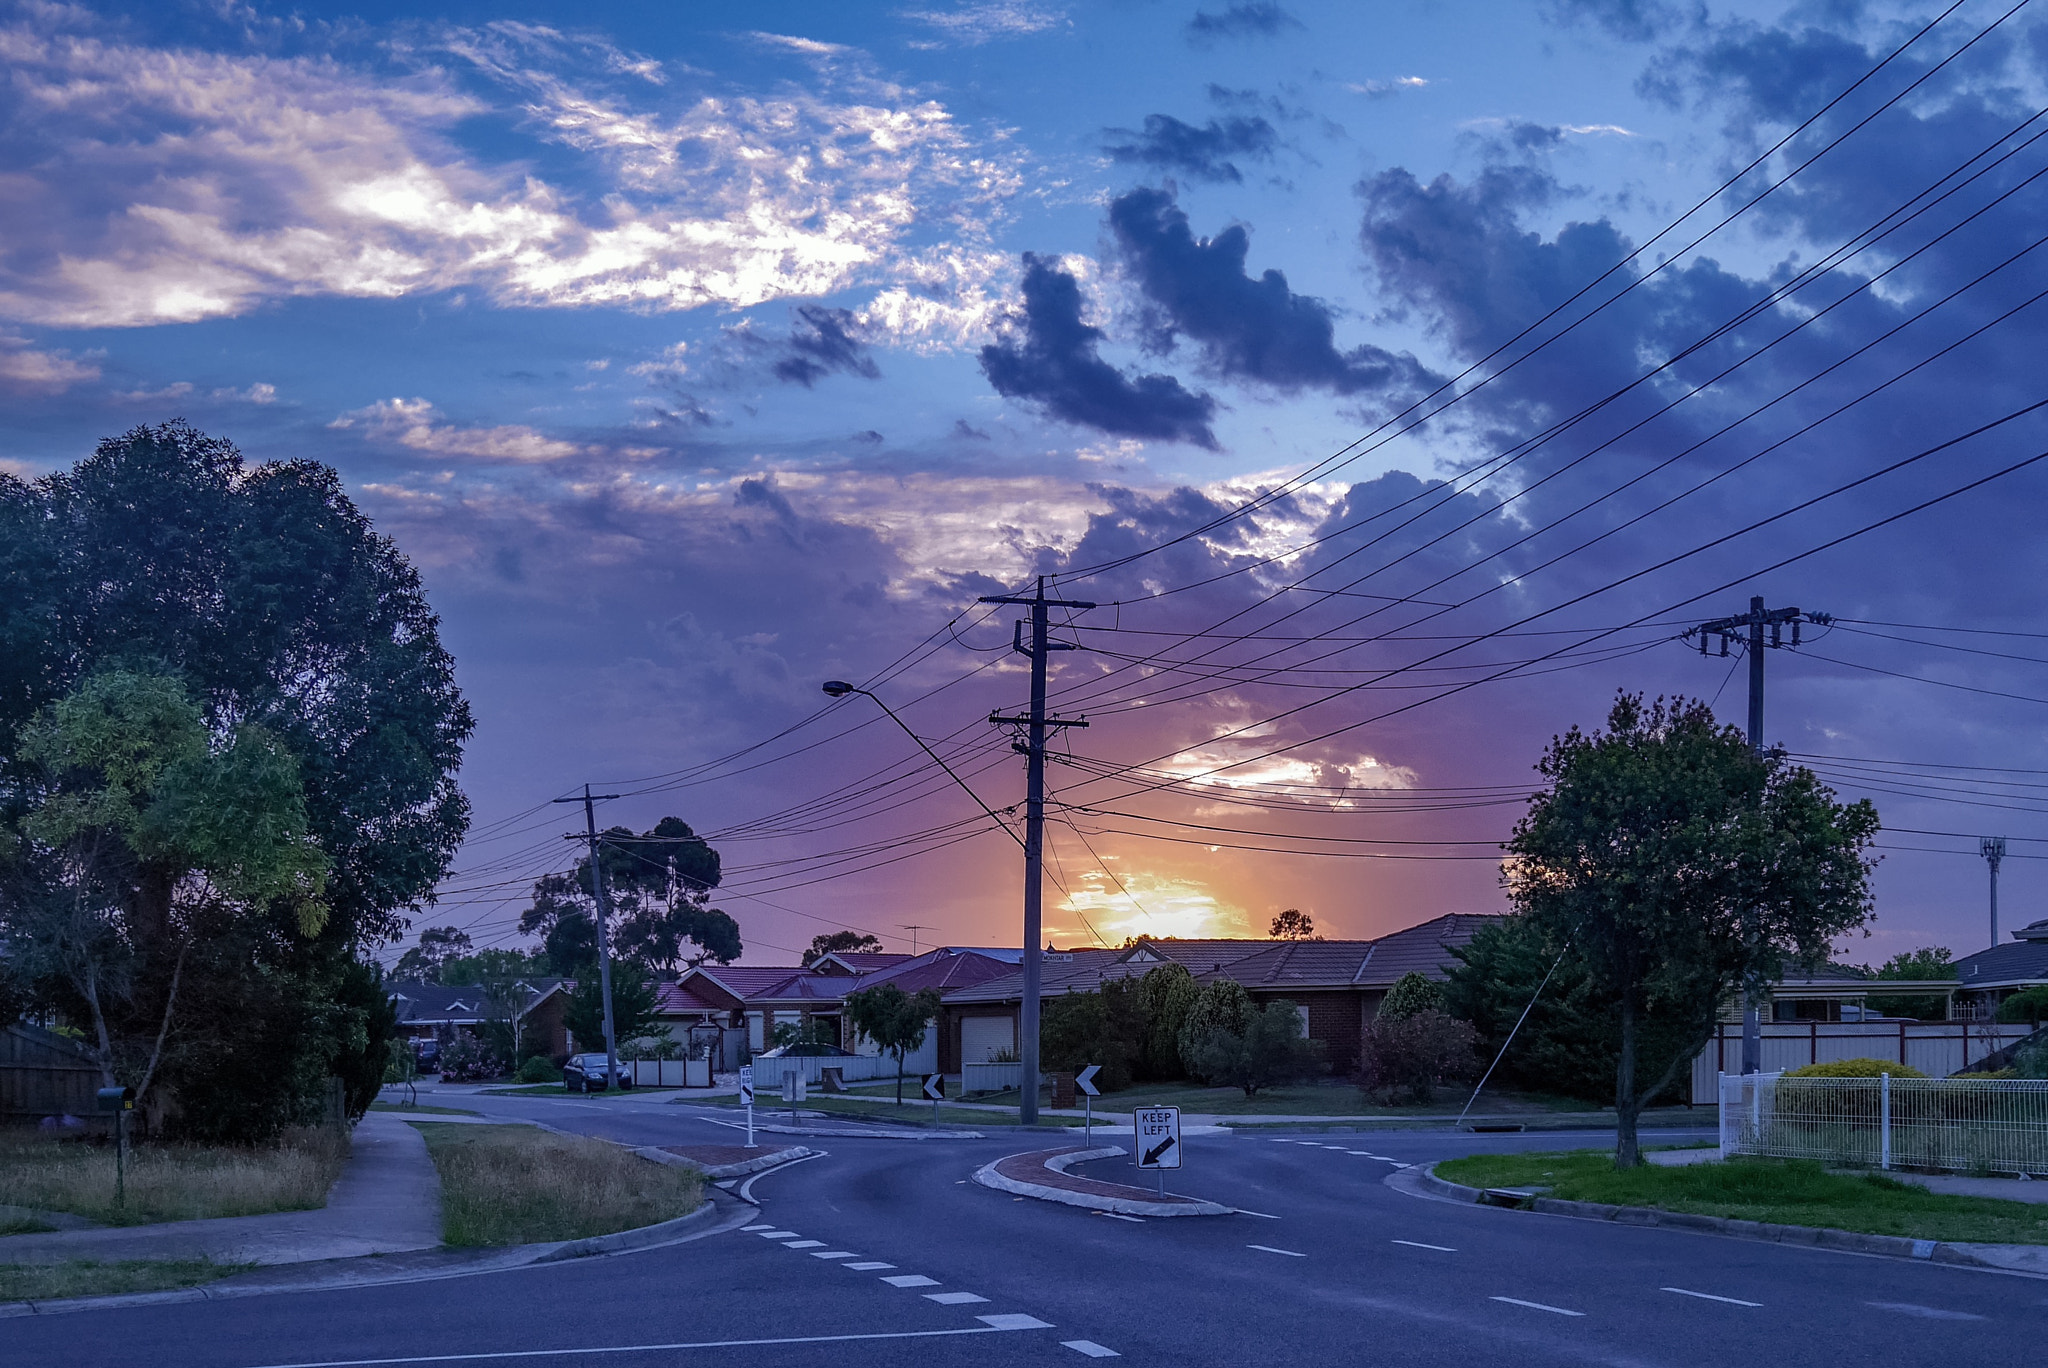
[1075,1064,1101,1097]
[922,1073,945,1100]
[1133,1106,1181,1169]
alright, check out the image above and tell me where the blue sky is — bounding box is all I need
[8,0,2048,967]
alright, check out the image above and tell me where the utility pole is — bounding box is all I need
[1982,837,2007,950]
[979,576,1093,1125]
[554,784,622,1091]
[1686,596,1831,1076]
[900,924,932,956]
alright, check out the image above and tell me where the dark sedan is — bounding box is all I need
[562,1053,633,1092]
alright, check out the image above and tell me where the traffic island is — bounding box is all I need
[974,1145,1231,1217]
[643,1145,813,1179]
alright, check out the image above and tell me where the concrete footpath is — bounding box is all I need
[0,1112,442,1266]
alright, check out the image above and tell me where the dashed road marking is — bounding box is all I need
[1093,1211,1145,1223]
[809,1251,858,1259]
[1248,1244,1306,1258]
[1391,1240,1456,1252]
[1063,1341,1121,1357]
[924,1292,990,1305]
[741,1224,776,1232]
[781,1240,826,1249]
[1491,1297,1584,1317]
[980,1315,1055,1331]
[754,1230,801,1239]
[1663,1287,1761,1307]
[881,1274,942,1288]
[843,1262,895,1270]
[1234,1208,1281,1219]
[1867,1302,1986,1321]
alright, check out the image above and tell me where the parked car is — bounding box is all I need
[562,1053,634,1092]
[413,1040,441,1073]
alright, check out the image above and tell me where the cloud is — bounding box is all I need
[1185,4,1303,44]
[900,3,1068,47]
[1108,187,1440,399]
[771,307,883,387]
[1102,114,1279,184]
[1347,76,1429,98]
[331,398,589,463]
[979,254,1218,447]
[0,11,1021,330]
[0,336,99,392]
[1545,0,1687,43]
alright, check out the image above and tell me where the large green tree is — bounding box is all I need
[1506,693,1877,1167]
[518,817,740,976]
[0,424,471,1137]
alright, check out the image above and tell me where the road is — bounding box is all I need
[16,1090,2042,1367]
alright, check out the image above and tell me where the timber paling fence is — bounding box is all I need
[1719,1072,2048,1176]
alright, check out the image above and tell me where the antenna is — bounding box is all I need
[900,924,932,956]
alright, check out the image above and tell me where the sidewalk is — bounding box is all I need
[0,1112,443,1266]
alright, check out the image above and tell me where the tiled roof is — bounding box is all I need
[1956,939,2048,989]
[389,979,568,1025]
[655,982,727,1014]
[849,949,1017,996]
[815,952,912,972]
[939,949,1133,1005]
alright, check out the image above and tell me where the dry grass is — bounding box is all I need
[412,1122,703,1248]
[0,1127,348,1227]
[0,1258,253,1303]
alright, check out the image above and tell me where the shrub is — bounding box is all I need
[1782,1058,1925,1079]
[438,1032,508,1082]
[1177,980,1252,1081]
[1358,1009,1480,1104]
[1187,1002,1322,1097]
[1996,985,2048,1025]
[1378,972,1444,1021]
[516,1055,562,1084]
[1135,963,1199,1080]
[1040,980,1143,1091]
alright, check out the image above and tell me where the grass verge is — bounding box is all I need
[0,1127,347,1227]
[411,1123,702,1247]
[1435,1149,2048,1245]
[369,1102,482,1116]
[705,1093,1081,1127]
[0,1258,254,1303]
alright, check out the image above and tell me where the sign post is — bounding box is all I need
[96,1086,134,1206]
[782,1070,806,1130]
[1132,1105,1181,1199]
[1075,1064,1101,1141]
[923,1072,944,1126]
[738,1065,755,1148]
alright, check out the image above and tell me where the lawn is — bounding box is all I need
[0,1258,254,1303]
[950,1080,1607,1119]
[0,1127,348,1227]
[410,1123,702,1247]
[1435,1149,2048,1246]
[368,1101,482,1116]
[706,1092,1080,1128]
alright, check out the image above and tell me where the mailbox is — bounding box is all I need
[96,1086,135,1114]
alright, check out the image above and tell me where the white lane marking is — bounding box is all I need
[754,1231,801,1239]
[843,1262,895,1270]
[809,1251,857,1259]
[1234,1208,1281,1219]
[1663,1287,1762,1307]
[881,1274,942,1288]
[1866,1302,1987,1321]
[741,1224,776,1232]
[924,1292,991,1305]
[1248,1244,1306,1258]
[1392,1240,1456,1252]
[781,1240,826,1249]
[737,1148,826,1202]
[1093,1211,1145,1223]
[237,1325,1049,1367]
[1063,1341,1121,1357]
[1491,1297,1585,1317]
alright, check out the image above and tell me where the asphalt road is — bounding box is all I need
[16,1092,2044,1367]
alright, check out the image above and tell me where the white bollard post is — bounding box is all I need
[1880,1071,1892,1171]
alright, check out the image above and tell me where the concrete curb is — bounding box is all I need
[1402,1162,2048,1277]
[972,1146,1232,1217]
[635,1145,813,1179]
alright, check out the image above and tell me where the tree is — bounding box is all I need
[1507,693,1877,1167]
[1188,1001,1321,1097]
[0,424,471,1138]
[1177,979,1252,1083]
[1864,946,1955,1021]
[518,817,740,976]
[1040,979,1145,1091]
[804,931,885,967]
[1269,908,1316,940]
[1135,962,1199,1079]
[1997,984,2048,1026]
[1378,972,1444,1021]
[844,984,943,1103]
[564,961,660,1056]
[393,926,473,983]
[1358,1010,1479,1104]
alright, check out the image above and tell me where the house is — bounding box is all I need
[1952,918,2048,1020]
[388,978,574,1059]
[935,913,1502,1075]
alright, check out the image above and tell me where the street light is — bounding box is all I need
[819,682,1023,853]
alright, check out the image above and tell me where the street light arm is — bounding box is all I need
[821,682,1026,851]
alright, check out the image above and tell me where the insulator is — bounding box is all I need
[1792,620,1802,646]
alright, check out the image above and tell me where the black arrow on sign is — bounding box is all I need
[1142,1135,1177,1166]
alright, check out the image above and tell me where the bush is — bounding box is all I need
[1040,980,1143,1091]
[1378,972,1443,1021]
[437,1032,508,1082]
[516,1055,562,1084]
[1177,980,1252,1081]
[1358,1008,1480,1104]
[1187,1002,1322,1097]
[1997,985,2048,1025]
[1782,1058,1925,1079]
[1135,963,1199,1080]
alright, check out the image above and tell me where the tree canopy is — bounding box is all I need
[845,984,942,1104]
[517,816,739,976]
[1269,908,1316,940]
[803,931,885,967]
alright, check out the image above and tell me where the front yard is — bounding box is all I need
[0,1126,348,1227]
[410,1122,702,1247]
[0,1257,254,1303]
[1436,1149,2048,1245]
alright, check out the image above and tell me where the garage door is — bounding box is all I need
[960,1015,1015,1063]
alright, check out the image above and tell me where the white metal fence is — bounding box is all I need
[962,1062,1024,1094]
[626,1059,712,1088]
[748,1053,921,1088]
[1719,1071,2048,1175]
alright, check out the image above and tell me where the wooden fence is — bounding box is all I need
[1688,1021,2032,1104]
[0,1023,103,1123]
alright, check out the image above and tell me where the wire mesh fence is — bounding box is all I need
[1720,1072,2048,1175]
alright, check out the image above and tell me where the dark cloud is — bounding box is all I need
[951,419,991,440]
[1544,0,1686,43]
[1186,3,1302,44]
[1102,114,1279,183]
[979,253,1218,447]
[770,306,881,388]
[1108,186,1440,399]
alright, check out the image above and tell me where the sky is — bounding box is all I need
[8,0,2048,970]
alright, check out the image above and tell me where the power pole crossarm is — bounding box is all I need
[977,577,1094,1126]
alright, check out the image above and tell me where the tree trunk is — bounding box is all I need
[1615,992,1640,1169]
[894,1048,905,1105]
